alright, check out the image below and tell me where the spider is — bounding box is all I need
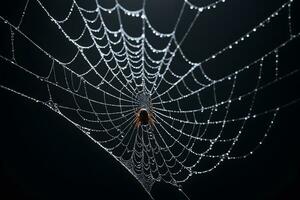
[134,108,155,128]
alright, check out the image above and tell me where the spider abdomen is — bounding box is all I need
[139,109,149,125]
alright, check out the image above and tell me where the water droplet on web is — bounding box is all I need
[178,185,183,191]
[1,2,299,200]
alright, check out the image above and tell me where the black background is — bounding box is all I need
[0,0,300,200]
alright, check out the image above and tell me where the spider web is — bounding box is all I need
[0,0,299,199]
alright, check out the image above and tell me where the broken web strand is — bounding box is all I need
[17,0,30,29]
[0,0,299,199]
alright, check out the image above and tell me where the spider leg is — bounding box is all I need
[133,112,140,128]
